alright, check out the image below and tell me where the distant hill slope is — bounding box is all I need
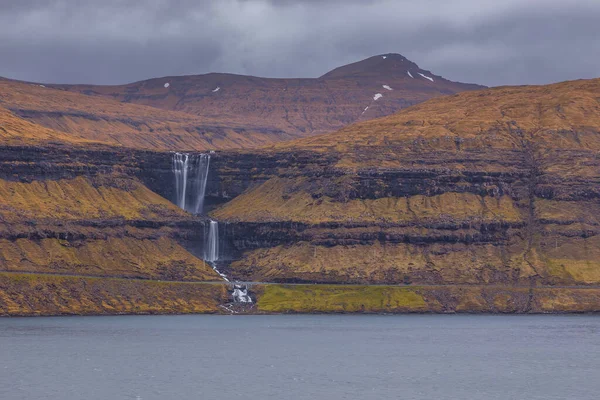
[49,53,484,140]
[281,78,600,161]
[0,78,293,150]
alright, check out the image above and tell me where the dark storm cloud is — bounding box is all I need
[0,0,598,86]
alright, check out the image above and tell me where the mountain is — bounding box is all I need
[49,53,484,142]
[2,62,599,314]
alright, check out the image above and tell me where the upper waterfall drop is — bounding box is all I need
[171,152,211,214]
[172,153,189,211]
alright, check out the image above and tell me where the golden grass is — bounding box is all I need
[0,106,101,146]
[0,176,186,222]
[257,284,428,313]
[212,177,523,223]
[283,78,600,155]
[255,284,600,314]
[230,241,539,285]
[0,80,286,150]
[0,237,220,281]
[0,272,229,316]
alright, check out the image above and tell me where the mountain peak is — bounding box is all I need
[320,53,421,79]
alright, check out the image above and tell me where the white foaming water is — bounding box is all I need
[232,285,253,303]
[172,153,211,214]
[205,220,219,263]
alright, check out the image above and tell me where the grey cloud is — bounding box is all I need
[0,0,598,86]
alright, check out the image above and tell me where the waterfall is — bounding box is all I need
[232,285,253,303]
[172,153,189,211]
[171,153,230,282]
[190,154,210,215]
[171,152,211,214]
[204,220,229,282]
[205,220,219,263]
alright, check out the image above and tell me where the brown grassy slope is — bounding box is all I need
[50,54,483,139]
[0,79,291,150]
[0,273,229,316]
[255,284,600,313]
[0,175,186,222]
[280,78,600,160]
[0,237,219,281]
[0,106,100,146]
[229,234,600,286]
[0,175,220,281]
[212,176,523,223]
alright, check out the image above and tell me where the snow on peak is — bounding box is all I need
[382,56,387,59]
[382,85,392,91]
[164,83,170,88]
[418,73,434,82]
[407,71,414,78]
[373,93,383,101]
[212,87,220,92]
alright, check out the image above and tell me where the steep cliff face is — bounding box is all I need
[207,79,600,288]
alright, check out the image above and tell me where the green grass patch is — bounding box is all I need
[257,284,428,313]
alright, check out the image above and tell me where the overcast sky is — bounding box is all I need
[0,0,598,86]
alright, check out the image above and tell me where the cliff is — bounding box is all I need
[0,72,599,315]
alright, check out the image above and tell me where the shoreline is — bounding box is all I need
[2,272,600,317]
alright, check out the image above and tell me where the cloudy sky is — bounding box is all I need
[1,0,598,86]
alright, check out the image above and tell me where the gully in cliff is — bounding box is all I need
[171,153,235,285]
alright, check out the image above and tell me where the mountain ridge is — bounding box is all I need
[39,53,484,143]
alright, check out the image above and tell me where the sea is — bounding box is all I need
[1,314,599,399]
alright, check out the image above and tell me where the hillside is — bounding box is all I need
[50,54,483,140]
[208,78,600,291]
[0,79,293,151]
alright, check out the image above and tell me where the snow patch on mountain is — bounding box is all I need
[382,56,387,59]
[212,87,220,92]
[373,93,383,101]
[418,73,434,82]
[407,71,414,78]
[382,85,392,91]
[164,83,170,88]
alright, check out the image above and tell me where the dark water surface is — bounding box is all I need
[1,314,599,400]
